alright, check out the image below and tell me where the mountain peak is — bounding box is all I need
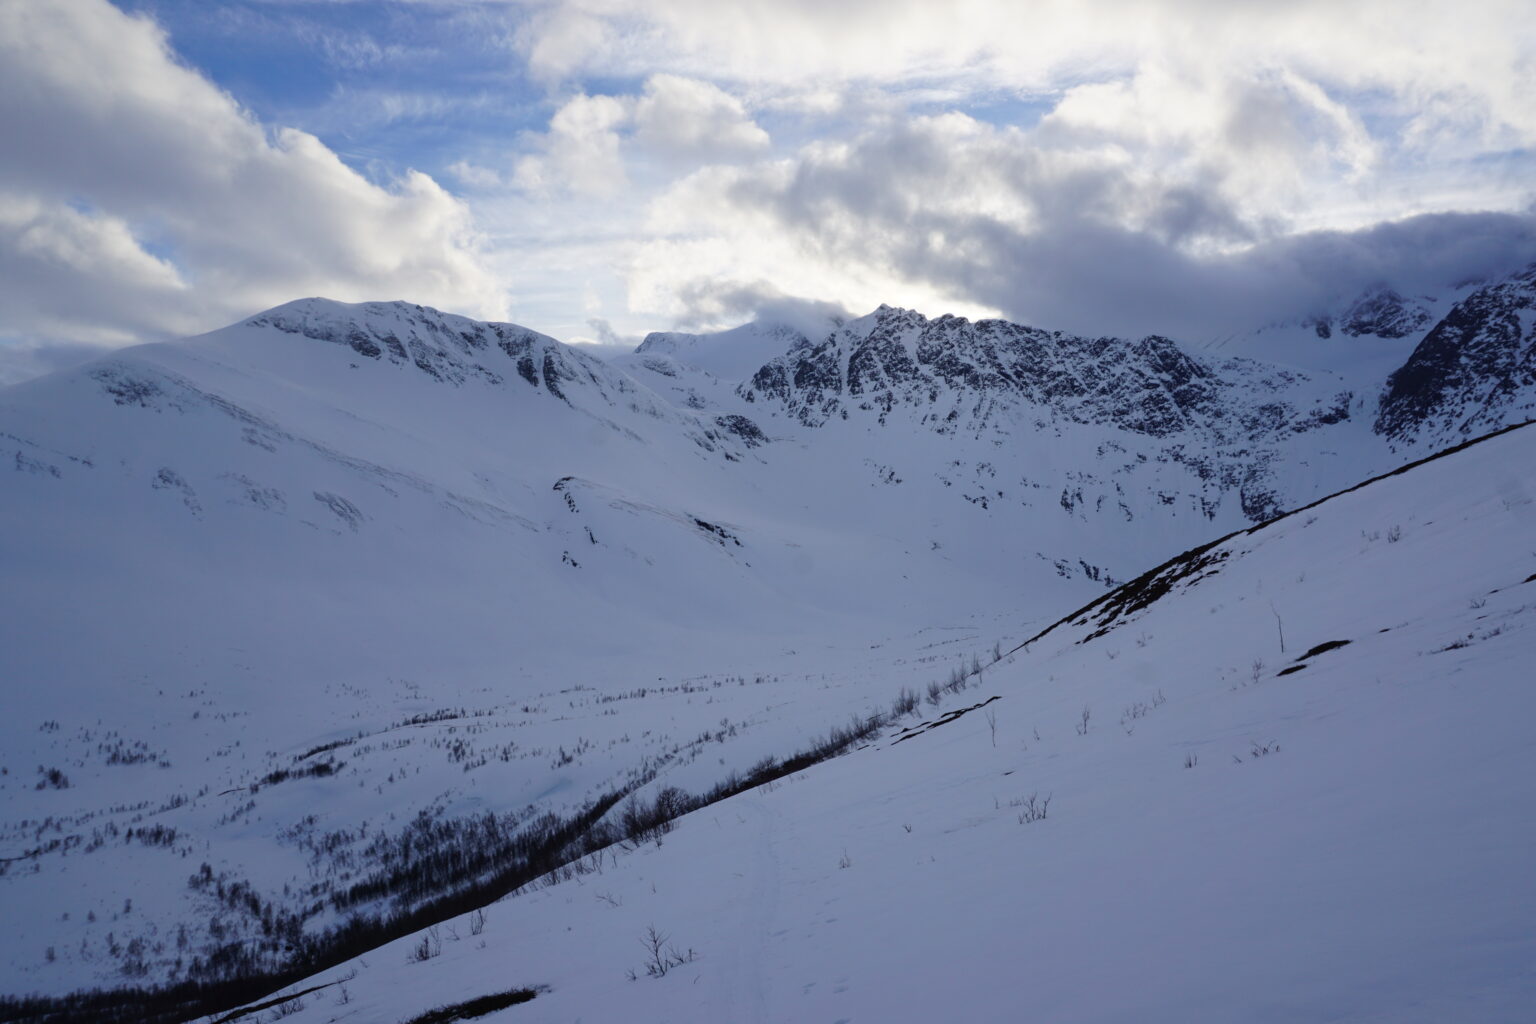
[1336,285,1433,339]
[238,296,580,390]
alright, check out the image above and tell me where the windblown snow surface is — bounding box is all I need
[236,422,1536,1024]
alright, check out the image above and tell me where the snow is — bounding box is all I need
[627,322,813,383]
[1,287,1533,1019]
[234,422,1536,1024]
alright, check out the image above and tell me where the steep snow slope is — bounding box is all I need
[254,421,1536,1024]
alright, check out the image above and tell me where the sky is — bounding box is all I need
[2,0,1535,383]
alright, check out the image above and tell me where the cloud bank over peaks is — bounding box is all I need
[630,98,1536,341]
[496,0,1535,340]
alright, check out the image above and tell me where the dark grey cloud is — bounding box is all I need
[672,279,851,340]
[696,114,1536,341]
[955,208,1536,341]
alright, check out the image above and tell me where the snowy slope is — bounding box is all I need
[628,321,816,384]
[3,278,1536,1015]
[245,420,1536,1024]
[0,299,1118,1003]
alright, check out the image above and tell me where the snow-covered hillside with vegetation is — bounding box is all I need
[2,264,1535,1022]
[200,420,1536,1024]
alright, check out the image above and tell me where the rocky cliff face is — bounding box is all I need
[738,305,1351,446]
[1375,264,1536,444]
[1311,287,1434,340]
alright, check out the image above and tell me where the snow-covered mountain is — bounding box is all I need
[2,263,1535,1021]
[172,415,1536,1024]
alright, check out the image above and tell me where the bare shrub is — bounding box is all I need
[638,926,696,979]
[270,993,305,1018]
[1014,793,1052,823]
[409,926,441,963]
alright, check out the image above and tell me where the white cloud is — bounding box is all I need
[634,74,770,157]
[447,160,506,190]
[1038,63,1381,238]
[0,195,189,346]
[511,0,1536,175]
[515,4,629,84]
[0,0,505,373]
[511,75,767,198]
[513,93,631,198]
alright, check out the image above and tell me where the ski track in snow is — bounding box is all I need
[718,793,781,1024]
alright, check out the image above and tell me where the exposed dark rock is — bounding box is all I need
[1339,287,1433,339]
[93,368,164,408]
[1376,264,1536,443]
[739,306,1327,446]
[1297,639,1352,660]
[713,414,767,447]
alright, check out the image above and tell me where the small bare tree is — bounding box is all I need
[1075,705,1091,736]
[639,926,696,978]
